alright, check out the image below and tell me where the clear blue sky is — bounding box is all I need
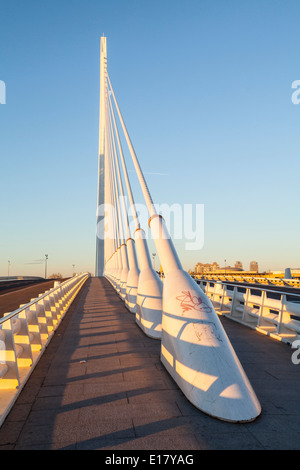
[0,0,299,277]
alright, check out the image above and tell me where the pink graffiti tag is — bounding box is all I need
[176,290,212,314]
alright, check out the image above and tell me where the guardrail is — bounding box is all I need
[194,278,300,345]
[0,272,89,426]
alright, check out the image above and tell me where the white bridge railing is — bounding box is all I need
[195,278,300,345]
[0,272,89,426]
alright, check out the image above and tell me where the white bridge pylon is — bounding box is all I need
[95,37,261,423]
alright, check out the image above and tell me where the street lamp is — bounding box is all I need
[8,260,11,277]
[45,254,48,279]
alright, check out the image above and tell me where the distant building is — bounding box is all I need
[234,261,243,270]
[194,260,261,276]
[195,262,219,274]
[250,261,258,272]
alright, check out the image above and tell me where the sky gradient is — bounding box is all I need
[0,0,299,277]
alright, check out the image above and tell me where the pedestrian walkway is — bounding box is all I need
[0,277,299,450]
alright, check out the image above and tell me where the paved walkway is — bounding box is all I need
[0,277,299,450]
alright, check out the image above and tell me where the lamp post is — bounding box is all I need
[45,254,48,279]
[8,260,10,277]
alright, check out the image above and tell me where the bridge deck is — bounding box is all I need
[0,277,299,450]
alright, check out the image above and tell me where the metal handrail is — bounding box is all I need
[197,277,300,346]
[194,274,300,285]
[196,278,300,299]
[0,272,89,428]
[0,274,86,325]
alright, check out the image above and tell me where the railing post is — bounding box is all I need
[230,287,237,317]
[220,282,226,312]
[257,290,266,327]
[212,281,217,302]
[276,294,286,335]
[242,288,250,322]
[0,323,20,390]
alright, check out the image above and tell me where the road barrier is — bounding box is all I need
[0,273,89,426]
[196,279,300,345]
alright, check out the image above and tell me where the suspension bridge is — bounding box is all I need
[0,37,299,450]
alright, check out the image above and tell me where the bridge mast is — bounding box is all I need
[95,36,107,277]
